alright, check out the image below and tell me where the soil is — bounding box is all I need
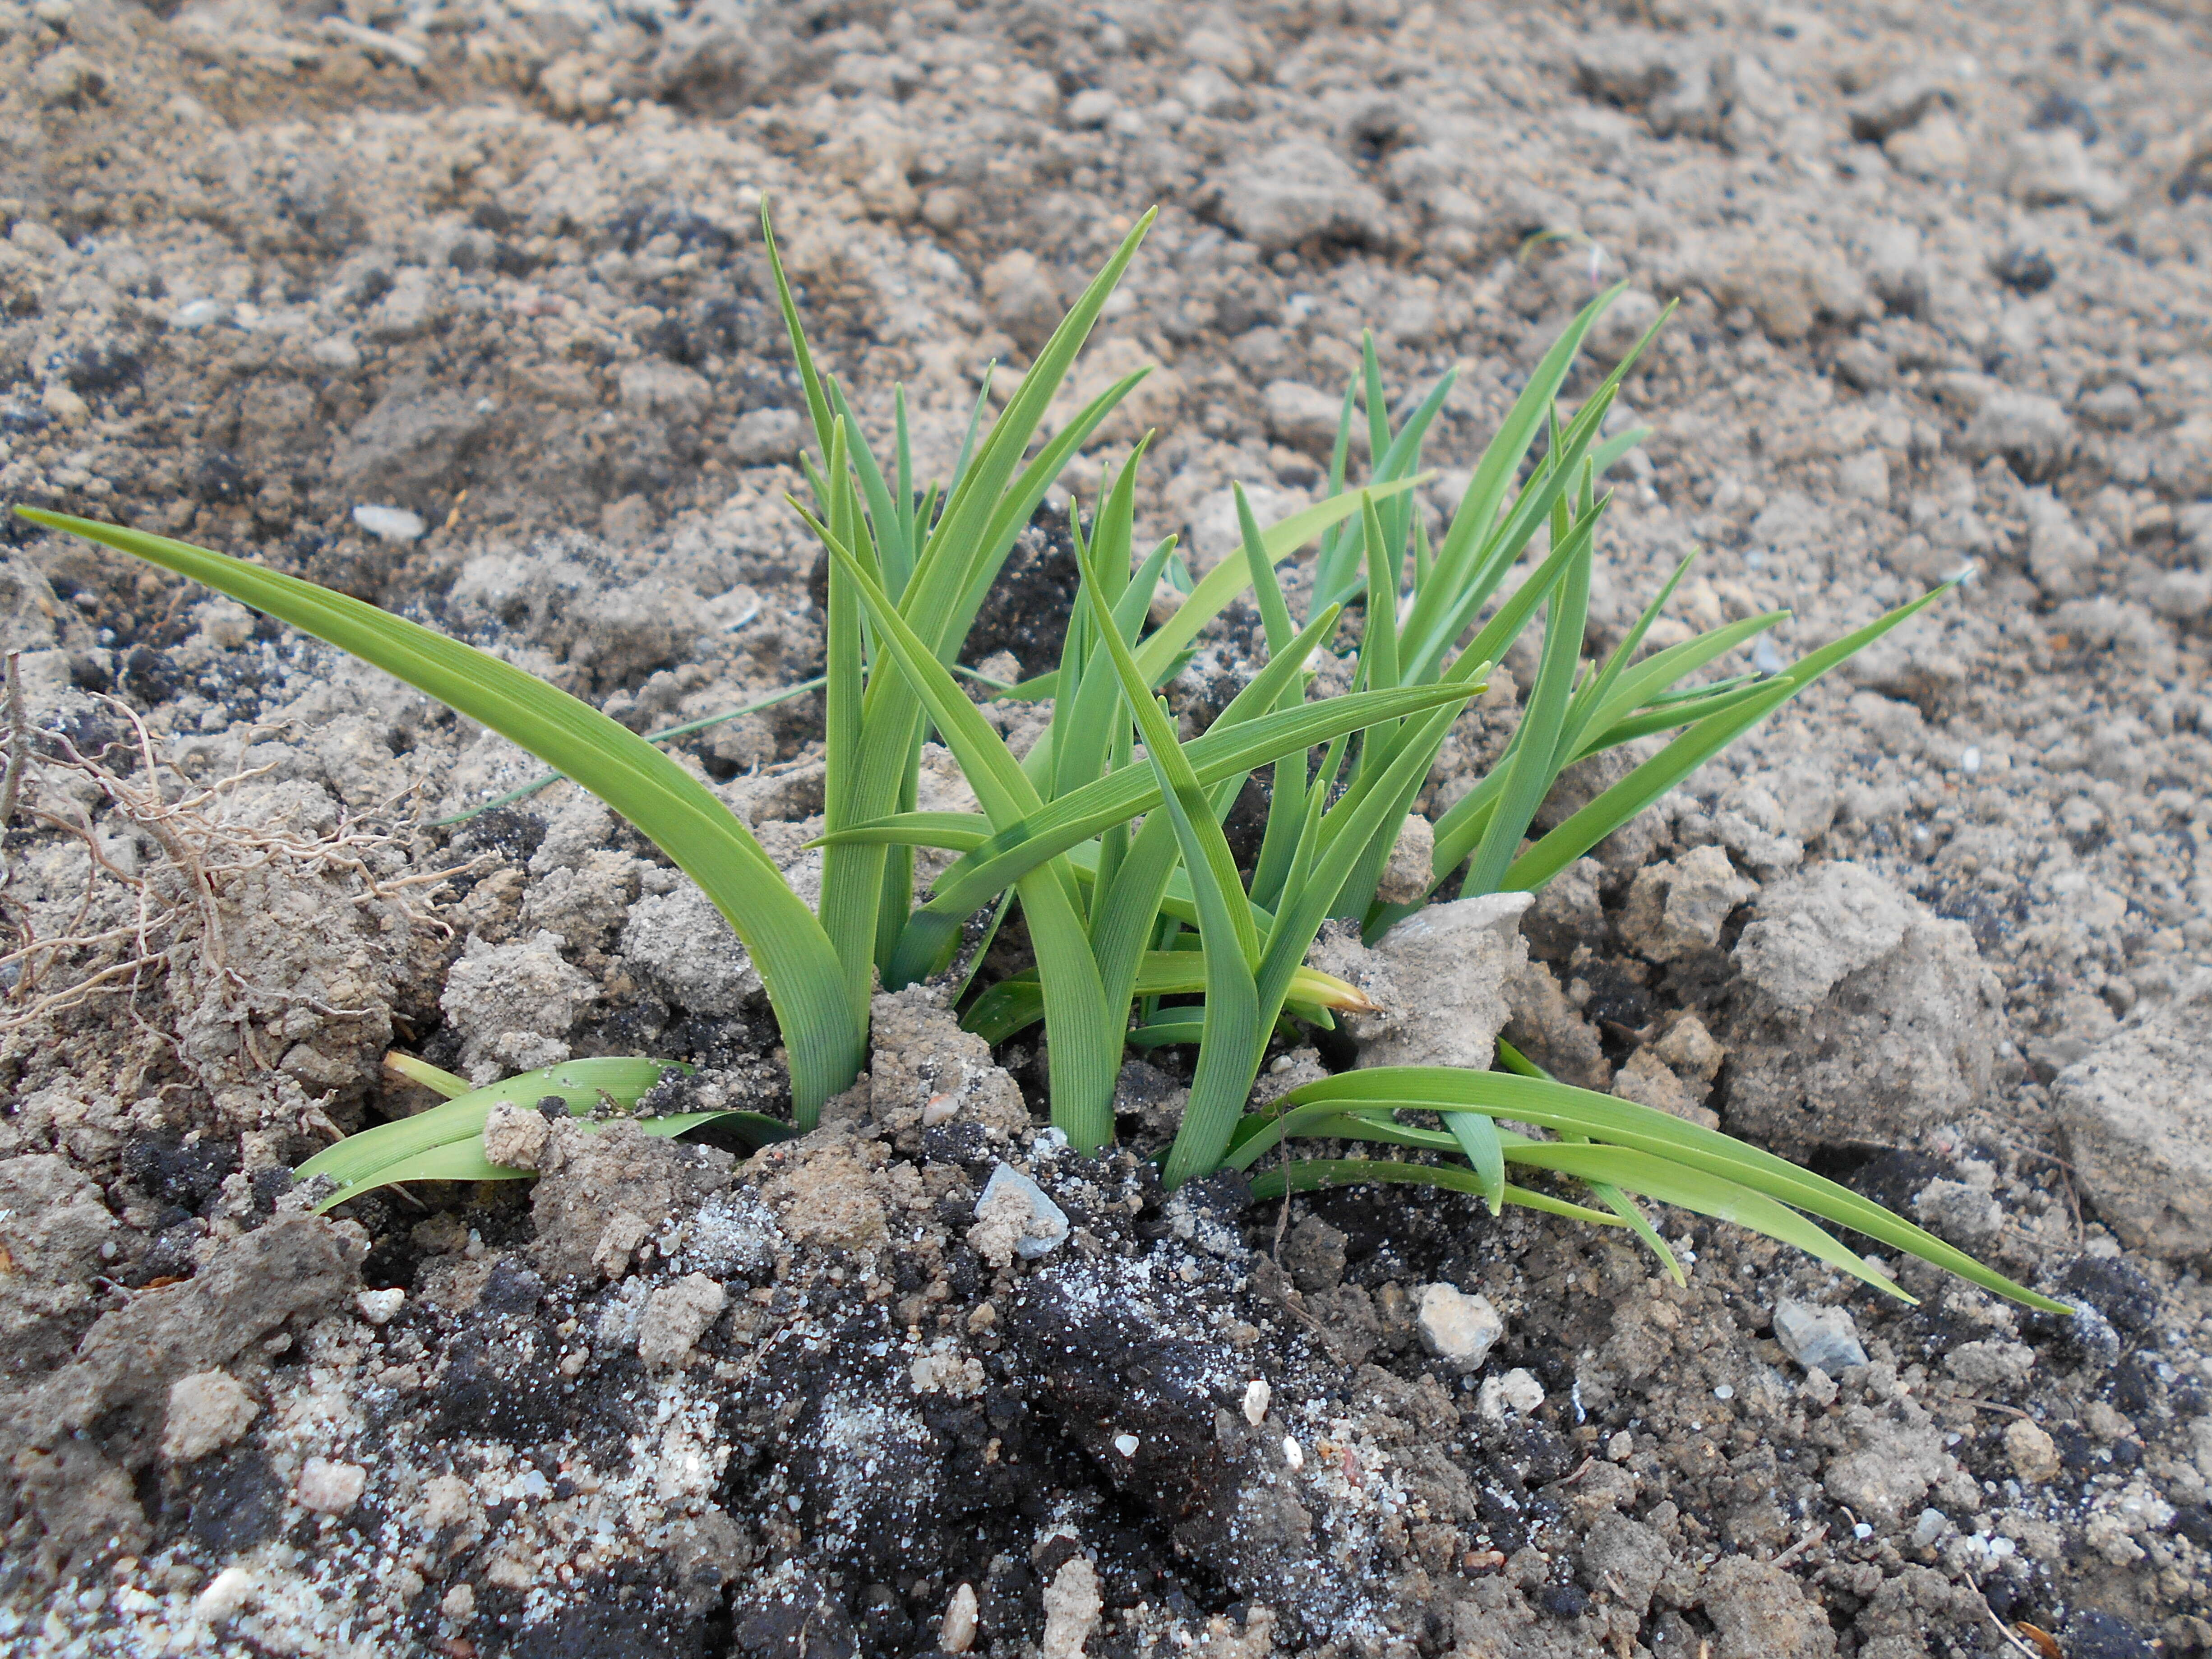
[1,0,2211,1655]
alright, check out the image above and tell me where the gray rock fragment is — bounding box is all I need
[1372,813,1435,906]
[1913,1177,2003,1246]
[441,929,599,1080]
[332,377,488,506]
[727,406,805,467]
[1619,844,1755,962]
[481,1100,551,1171]
[530,1119,735,1281]
[0,1154,119,1356]
[2055,969,2212,1258]
[1962,387,2075,482]
[637,1272,727,1368]
[620,887,761,1018]
[1214,141,1392,253]
[969,1164,1069,1266]
[1771,1299,1867,1375]
[1845,70,1956,141]
[1722,862,2008,1150]
[1311,892,1531,1072]
[1263,379,1355,453]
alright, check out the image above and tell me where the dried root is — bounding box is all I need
[0,692,478,1056]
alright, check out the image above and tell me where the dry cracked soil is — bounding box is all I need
[1,0,2212,1655]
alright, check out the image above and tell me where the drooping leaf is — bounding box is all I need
[17,508,866,1125]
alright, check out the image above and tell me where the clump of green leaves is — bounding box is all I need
[15,205,2066,1312]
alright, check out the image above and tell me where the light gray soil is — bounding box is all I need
[1,0,2210,1655]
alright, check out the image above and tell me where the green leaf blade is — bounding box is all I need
[18,508,864,1124]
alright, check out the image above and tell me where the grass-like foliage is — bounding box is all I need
[293,1054,790,1210]
[14,206,2067,1312]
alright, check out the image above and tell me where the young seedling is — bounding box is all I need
[14,205,2069,1312]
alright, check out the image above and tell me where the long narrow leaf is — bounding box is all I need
[1464,497,1597,894]
[1253,1068,2067,1310]
[803,503,1122,1149]
[1445,1109,1506,1215]
[1076,526,1264,1185]
[883,677,1456,918]
[1134,480,1422,684]
[18,509,865,1123]
[1404,283,1625,666]
[1247,1158,1623,1227]
[1507,583,1958,892]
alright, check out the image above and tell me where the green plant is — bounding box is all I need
[14,205,2067,1313]
[292,1054,791,1211]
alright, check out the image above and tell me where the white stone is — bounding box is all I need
[1242,1379,1271,1425]
[939,1583,979,1653]
[296,1456,367,1514]
[1478,1368,1545,1421]
[1414,1282,1503,1371]
[355,1287,405,1325]
[352,503,427,542]
[167,298,226,331]
[1064,88,1119,128]
[161,1371,259,1463]
[194,1567,256,1622]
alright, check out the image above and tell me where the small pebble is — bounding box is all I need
[972,1163,1071,1261]
[2003,1417,2061,1484]
[1413,1282,1504,1371]
[1607,1432,1635,1461]
[194,1567,255,1622]
[1772,1299,1869,1375]
[1242,1379,1271,1425]
[939,1583,979,1654]
[1112,1433,1139,1458]
[296,1456,367,1515]
[1478,1368,1545,1422]
[355,1288,405,1325]
[167,298,226,330]
[1713,1383,1735,1400]
[352,504,426,543]
[161,1371,259,1463]
[1853,1522,1874,1540]
[1282,1436,1305,1471]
